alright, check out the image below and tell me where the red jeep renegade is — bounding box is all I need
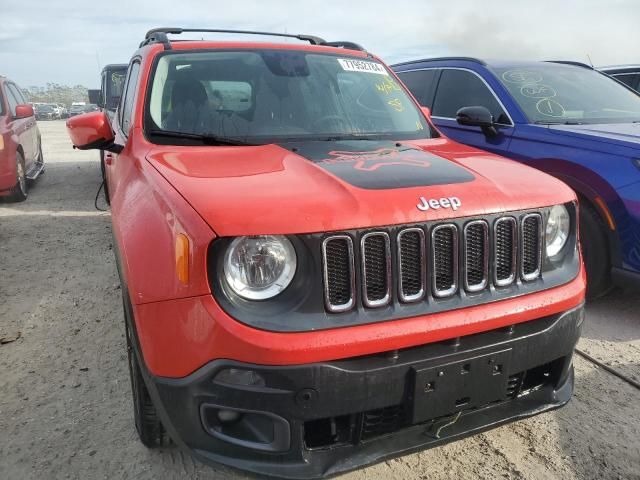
[67,28,585,478]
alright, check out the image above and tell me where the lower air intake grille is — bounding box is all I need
[322,236,354,312]
[361,405,405,441]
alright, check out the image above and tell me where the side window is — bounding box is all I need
[396,69,438,107]
[612,73,635,88]
[433,69,511,125]
[5,84,20,116]
[9,84,27,104]
[613,73,640,91]
[120,62,141,135]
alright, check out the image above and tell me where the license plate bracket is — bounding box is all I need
[411,348,512,424]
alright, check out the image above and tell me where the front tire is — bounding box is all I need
[579,200,612,299]
[7,152,28,202]
[124,302,171,448]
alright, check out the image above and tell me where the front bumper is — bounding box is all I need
[143,304,584,479]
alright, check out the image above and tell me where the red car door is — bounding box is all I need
[5,82,37,170]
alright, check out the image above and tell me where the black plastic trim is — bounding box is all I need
[145,305,583,479]
[208,204,579,332]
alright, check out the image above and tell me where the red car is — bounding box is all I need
[0,76,44,201]
[67,28,585,478]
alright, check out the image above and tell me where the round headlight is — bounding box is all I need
[545,205,570,257]
[223,235,297,300]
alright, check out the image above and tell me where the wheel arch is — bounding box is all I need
[548,169,621,267]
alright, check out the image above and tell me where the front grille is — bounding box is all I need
[494,217,517,286]
[432,225,458,297]
[361,233,391,307]
[464,220,489,292]
[322,236,355,312]
[521,214,542,281]
[321,211,544,312]
[398,228,426,302]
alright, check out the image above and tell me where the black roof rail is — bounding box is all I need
[545,60,593,69]
[321,41,365,51]
[391,56,486,68]
[140,27,328,50]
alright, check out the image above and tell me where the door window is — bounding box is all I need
[396,69,438,107]
[5,84,21,116]
[120,62,141,136]
[433,69,511,125]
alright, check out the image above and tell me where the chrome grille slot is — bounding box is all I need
[397,228,426,303]
[521,214,542,281]
[464,220,489,292]
[494,217,517,287]
[322,236,355,312]
[361,232,391,307]
[432,224,458,298]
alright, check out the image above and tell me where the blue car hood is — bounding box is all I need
[548,122,640,150]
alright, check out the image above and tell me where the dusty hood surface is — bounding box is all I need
[147,138,575,236]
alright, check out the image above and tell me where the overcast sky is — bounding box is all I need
[1,0,638,87]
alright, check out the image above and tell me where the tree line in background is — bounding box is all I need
[22,83,89,107]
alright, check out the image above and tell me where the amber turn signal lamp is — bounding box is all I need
[594,196,616,231]
[175,233,190,284]
[0,135,4,151]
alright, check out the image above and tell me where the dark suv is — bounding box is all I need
[0,76,44,201]
[599,65,640,92]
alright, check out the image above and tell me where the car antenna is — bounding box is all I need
[586,54,594,68]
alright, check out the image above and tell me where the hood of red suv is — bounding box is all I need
[147,137,574,236]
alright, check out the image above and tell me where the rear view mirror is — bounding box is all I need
[15,104,34,119]
[421,106,431,119]
[456,106,498,137]
[66,111,122,153]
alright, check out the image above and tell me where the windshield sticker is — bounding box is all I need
[338,58,388,75]
[376,76,402,94]
[502,70,543,84]
[521,84,557,98]
[387,98,404,112]
[536,98,566,117]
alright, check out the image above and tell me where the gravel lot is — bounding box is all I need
[1,120,638,480]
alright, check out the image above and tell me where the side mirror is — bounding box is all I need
[456,106,498,137]
[15,104,35,119]
[66,111,122,153]
[421,106,431,119]
[88,89,102,107]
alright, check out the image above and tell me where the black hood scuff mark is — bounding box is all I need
[281,140,475,189]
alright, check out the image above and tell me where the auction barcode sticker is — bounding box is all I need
[337,58,388,75]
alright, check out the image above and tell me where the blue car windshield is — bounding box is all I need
[146,50,431,144]
[492,64,640,124]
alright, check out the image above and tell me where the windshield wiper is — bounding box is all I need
[534,120,586,125]
[148,129,255,146]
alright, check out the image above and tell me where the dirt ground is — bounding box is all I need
[1,120,638,480]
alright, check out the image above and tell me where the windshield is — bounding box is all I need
[492,64,640,124]
[146,50,431,144]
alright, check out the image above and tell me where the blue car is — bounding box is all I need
[392,58,640,297]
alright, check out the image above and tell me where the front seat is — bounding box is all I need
[163,77,208,132]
